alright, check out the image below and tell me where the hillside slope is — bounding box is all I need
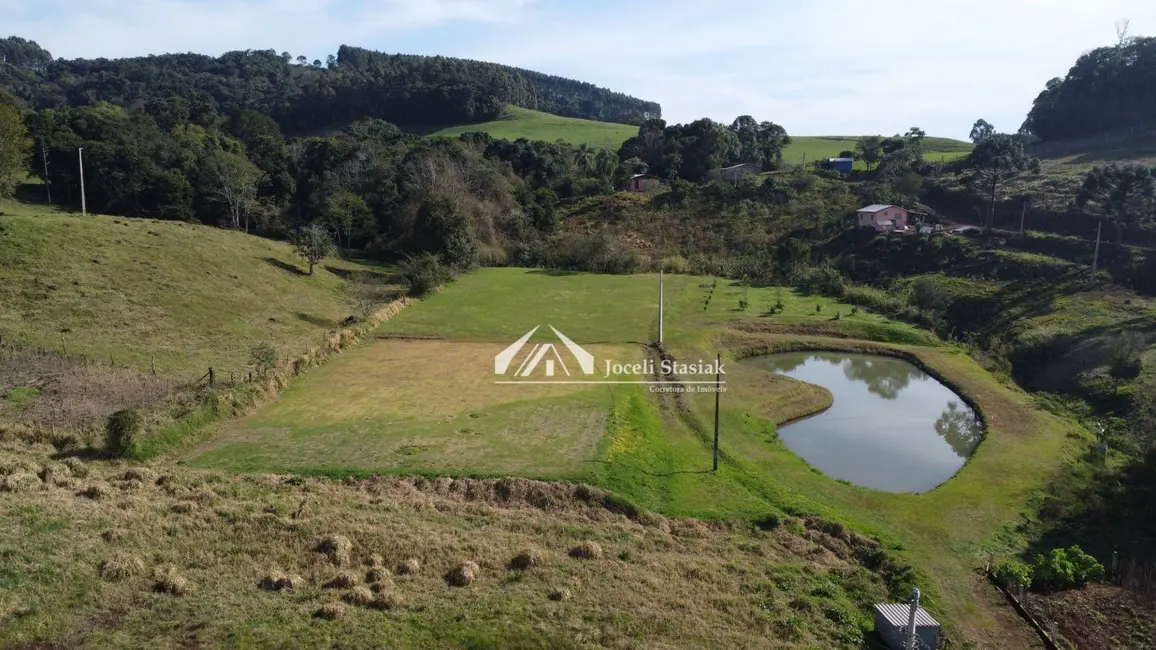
[0,201,386,378]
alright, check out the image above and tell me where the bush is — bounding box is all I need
[1032,545,1104,591]
[249,343,277,378]
[843,284,904,314]
[800,265,846,297]
[106,408,142,457]
[993,560,1033,588]
[660,255,689,274]
[401,253,457,297]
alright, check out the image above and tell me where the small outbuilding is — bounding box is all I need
[708,163,761,182]
[628,174,662,193]
[873,603,940,650]
[817,157,854,174]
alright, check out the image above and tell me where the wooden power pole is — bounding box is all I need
[1091,220,1103,285]
[713,353,721,472]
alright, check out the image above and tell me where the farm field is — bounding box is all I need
[189,267,1080,647]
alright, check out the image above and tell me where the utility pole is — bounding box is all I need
[1091,220,1103,285]
[1018,198,1028,238]
[78,147,87,216]
[657,270,664,345]
[713,353,721,472]
[905,588,921,650]
[39,138,51,204]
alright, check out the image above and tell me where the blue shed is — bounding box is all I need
[825,157,854,174]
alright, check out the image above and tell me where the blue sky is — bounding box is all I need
[7,0,1156,139]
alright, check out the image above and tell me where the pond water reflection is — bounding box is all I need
[742,352,983,493]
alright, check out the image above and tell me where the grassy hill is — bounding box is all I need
[0,201,388,379]
[421,107,974,166]
[783,136,974,166]
[421,106,639,149]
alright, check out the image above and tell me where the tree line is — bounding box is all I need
[0,38,660,135]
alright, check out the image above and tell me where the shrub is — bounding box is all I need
[401,253,456,297]
[1032,546,1104,591]
[106,409,143,457]
[396,558,420,575]
[993,560,1033,588]
[660,255,689,274]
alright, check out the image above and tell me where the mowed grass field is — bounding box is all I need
[422,105,639,149]
[421,106,974,166]
[190,267,1080,646]
[0,202,387,378]
[782,136,974,167]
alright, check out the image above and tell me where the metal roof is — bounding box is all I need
[874,604,940,628]
[859,204,897,213]
[827,157,854,162]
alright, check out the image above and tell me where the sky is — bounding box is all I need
[6,0,1156,140]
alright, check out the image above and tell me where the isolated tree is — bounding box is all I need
[202,148,264,231]
[326,54,337,68]
[1076,163,1156,250]
[838,149,855,159]
[969,119,995,144]
[295,55,307,65]
[292,223,336,275]
[964,134,1040,232]
[322,190,371,251]
[904,127,927,145]
[855,136,884,170]
[0,97,31,199]
[1107,331,1144,393]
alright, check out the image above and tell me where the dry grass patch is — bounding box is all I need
[366,567,391,583]
[509,548,543,570]
[1,444,900,649]
[445,561,480,587]
[344,586,375,607]
[569,541,602,560]
[324,571,359,589]
[314,602,347,621]
[396,558,420,576]
[315,534,353,567]
[151,565,190,595]
[99,554,145,581]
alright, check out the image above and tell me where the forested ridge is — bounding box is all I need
[1024,35,1156,141]
[0,38,660,133]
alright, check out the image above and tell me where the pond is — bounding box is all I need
[742,351,983,493]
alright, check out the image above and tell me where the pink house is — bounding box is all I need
[857,204,910,232]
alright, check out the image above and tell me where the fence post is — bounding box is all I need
[230,371,235,385]
[208,367,215,388]
[1112,550,1118,579]
[151,356,156,376]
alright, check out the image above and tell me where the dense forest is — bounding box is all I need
[1024,36,1156,141]
[0,38,660,133]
